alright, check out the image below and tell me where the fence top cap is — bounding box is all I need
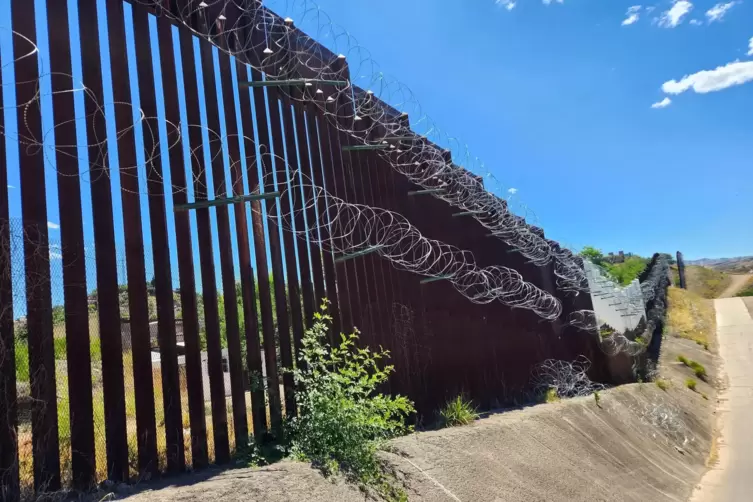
[263,47,274,54]
[284,17,294,24]
[218,14,226,20]
[367,90,374,95]
[338,54,346,59]
[199,1,208,7]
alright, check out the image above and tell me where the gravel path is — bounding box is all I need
[717,274,752,298]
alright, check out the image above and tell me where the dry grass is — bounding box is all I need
[679,265,732,299]
[665,287,715,346]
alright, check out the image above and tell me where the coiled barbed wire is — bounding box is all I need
[267,169,563,319]
[53,0,589,294]
[531,356,606,398]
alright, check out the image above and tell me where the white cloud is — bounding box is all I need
[49,251,63,260]
[622,5,642,25]
[651,97,672,108]
[646,5,656,13]
[47,221,60,230]
[7,184,15,189]
[658,1,693,28]
[689,18,703,25]
[706,2,736,23]
[542,0,564,5]
[662,60,753,95]
[495,0,516,10]
[748,36,753,56]
[508,188,518,195]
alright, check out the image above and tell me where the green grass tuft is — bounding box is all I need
[655,379,670,391]
[685,378,697,391]
[439,396,479,427]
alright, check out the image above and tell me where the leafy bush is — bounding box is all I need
[439,396,478,427]
[685,378,697,391]
[289,302,415,493]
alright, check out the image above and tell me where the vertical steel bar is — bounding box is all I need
[155,17,209,469]
[291,103,318,324]
[130,7,185,474]
[279,93,308,375]
[265,91,297,417]
[234,64,279,437]
[176,26,231,464]
[310,114,343,338]
[11,0,61,491]
[46,0,96,488]
[76,0,129,482]
[216,50,267,441]
[0,48,20,502]
[104,0,158,476]
[197,41,248,450]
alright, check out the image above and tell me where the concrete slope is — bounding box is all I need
[691,298,753,502]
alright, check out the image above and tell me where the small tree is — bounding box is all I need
[288,301,414,493]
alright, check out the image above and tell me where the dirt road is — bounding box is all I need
[691,298,753,502]
[717,274,752,298]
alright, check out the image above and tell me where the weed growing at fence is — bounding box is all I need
[593,390,601,408]
[439,396,478,427]
[544,388,560,403]
[685,379,697,391]
[288,302,414,500]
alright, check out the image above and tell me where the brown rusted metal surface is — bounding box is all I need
[215,46,266,443]
[197,35,249,454]
[131,7,185,474]
[176,24,231,465]
[105,0,158,476]
[77,0,130,483]
[46,0,96,488]
[12,0,61,492]
[154,14,209,469]
[233,61,273,439]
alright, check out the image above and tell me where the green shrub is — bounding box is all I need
[439,396,478,427]
[677,355,689,365]
[289,302,414,495]
[655,379,670,391]
[686,378,697,391]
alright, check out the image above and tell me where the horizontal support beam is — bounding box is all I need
[342,144,390,152]
[420,276,451,285]
[334,245,384,264]
[238,78,348,89]
[452,211,484,217]
[174,191,281,212]
[408,188,446,196]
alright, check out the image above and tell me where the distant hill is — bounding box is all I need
[686,256,753,274]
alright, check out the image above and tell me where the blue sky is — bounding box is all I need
[2,0,752,320]
[276,0,753,260]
